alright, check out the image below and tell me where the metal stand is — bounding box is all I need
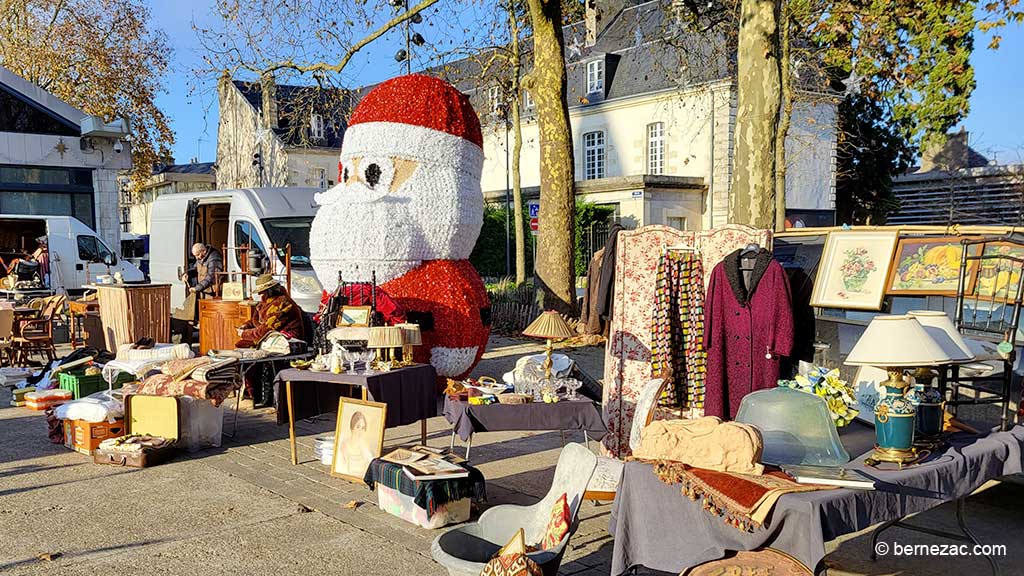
[870,497,999,576]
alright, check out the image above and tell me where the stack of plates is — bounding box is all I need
[313,435,335,466]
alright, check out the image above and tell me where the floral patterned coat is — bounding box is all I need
[236,292,305,348]
[703,249,794,420]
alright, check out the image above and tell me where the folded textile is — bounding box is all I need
[116,343,194,362]
[99,434,171,453]
[160,357,214,380]
[191,357,238,383]
[137,374,233,407]
[210,348,271,360]
[648,459,831,532]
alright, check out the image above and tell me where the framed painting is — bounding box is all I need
[337,305,372,327]
[973,241,1024,301]
[885,237,980,296]
[331,398,387,482]
[811,231,898,310]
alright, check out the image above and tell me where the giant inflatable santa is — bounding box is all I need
[309,74,490,380]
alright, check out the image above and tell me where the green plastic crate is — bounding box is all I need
[58,370,134,400]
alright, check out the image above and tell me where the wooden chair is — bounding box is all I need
[945,236,1024,431]
[11,294,65,365]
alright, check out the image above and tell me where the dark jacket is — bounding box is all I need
[192,245,223,295]
[703,249,794,420]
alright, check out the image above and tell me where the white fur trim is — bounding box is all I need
[340,121,483,177]
[430,346,479,378]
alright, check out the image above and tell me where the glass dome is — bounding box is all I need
[735,387,850,466]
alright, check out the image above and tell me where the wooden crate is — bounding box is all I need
[95,284,171,349]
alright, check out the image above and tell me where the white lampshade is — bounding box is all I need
[906,310,974,363]
[395,323,422,346]
[845,315,953,367]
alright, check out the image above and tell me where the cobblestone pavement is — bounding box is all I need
[0,335,1021,575]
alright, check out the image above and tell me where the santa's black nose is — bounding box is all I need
[365,163,382,188]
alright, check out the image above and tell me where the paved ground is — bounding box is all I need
[1,336,1021,575]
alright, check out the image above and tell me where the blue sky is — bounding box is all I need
[151,0,1024,165]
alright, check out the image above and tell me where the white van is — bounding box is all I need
[0,215,145,293]
[149,187,324,313]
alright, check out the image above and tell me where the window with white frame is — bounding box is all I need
[312,167,327,189]
[523,90,534,110]
[488,86,501,113]
[647,122,665,175]
[583,131,605,180]
[310,113,324,139]
[586,59,604,94]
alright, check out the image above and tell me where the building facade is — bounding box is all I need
[216,75,347,191]
[0,65,131,250]
[122,162,217,235]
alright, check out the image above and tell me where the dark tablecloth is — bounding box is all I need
[609,424,1024,575]
[363,458,487,514]
[443,397,607,441]
[274,365,437,429]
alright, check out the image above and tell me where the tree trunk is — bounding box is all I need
[525,0,576,314]
[773,0,792,232]
[509,2,527,285]
[731,0,782,228]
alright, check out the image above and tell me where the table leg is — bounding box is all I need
[70,313,78,349]
[361,386,367,401]
[286,380,297,465]
[421,419,427,445]
[466,433,473,461]
[449,429,456,452]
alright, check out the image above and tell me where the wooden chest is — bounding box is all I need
[198,298,254,354]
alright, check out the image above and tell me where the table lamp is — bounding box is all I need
[367,326,404,361]
[845,315,953,465]
[395,322,422,363]
[906,310,975,442]
[523,311,575,380]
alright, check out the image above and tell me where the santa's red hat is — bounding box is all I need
[341,74,483,172]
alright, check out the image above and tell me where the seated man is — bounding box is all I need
[235,274,304,348]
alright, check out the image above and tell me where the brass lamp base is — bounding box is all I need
[865,445,919,468]
[543,338,553,381]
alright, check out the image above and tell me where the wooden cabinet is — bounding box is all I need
[95,284,171,351]
[198,299,254,354]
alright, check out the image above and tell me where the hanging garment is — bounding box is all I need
[595,223,625,322]
[703,249,794,420]
[579,248,606,336]
[650,250,706,409]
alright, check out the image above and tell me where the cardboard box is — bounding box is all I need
[63,419,125,455]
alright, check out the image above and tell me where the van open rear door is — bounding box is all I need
[183,198,200,278]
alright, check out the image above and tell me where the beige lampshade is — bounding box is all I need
[395,323,422,346]
[367,326,404,349]
[523,310,575,340]
[845,315,953,367]
[906,310,974,363]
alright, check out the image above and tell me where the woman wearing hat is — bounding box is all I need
[235,274,305,348]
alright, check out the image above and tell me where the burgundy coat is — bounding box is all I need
[703,249,794,419]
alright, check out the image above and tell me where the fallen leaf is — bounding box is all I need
[36,552,62,562]
[342,500,361,510]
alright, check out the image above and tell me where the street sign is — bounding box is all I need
[530,217,539,235]
[528,202,540,218]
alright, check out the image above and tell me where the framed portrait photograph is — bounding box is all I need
[331,398,387,482]
[337,305,372,327]
[973,241,1024,301]
[811,231,898,310]
[886,237,980,296]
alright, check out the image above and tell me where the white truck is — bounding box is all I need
[0,215,145,294]
[148,187,324,313]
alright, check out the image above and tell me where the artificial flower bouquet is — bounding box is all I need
[779,366,859,427]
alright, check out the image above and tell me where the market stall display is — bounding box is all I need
[94,283,171,350]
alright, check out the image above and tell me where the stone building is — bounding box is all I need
[216,74,348,190]
[122,162,217,235]
[0,64,131,250]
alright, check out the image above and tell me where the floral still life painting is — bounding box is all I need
[886,237,979,296]
[811,231,898,310]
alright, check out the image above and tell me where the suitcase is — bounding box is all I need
[93,395,180,468]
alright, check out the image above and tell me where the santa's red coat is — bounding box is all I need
[382,259,490,379]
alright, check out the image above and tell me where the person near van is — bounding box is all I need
[181,243,223,296]
[31,236,49,286]
[235,274,304,348]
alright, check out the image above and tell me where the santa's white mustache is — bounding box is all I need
[314,181,410,206]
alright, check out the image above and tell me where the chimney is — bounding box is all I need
[585,0,627,47]
[260,72,279,130]
[918,129,969,173]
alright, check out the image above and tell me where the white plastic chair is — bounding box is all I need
[431,442,597,576]
[584,378,667,501]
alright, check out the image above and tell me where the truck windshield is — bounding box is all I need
[261,217,313,268]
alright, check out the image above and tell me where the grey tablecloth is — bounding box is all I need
[443,397,607,441]
[274,365,437,428]
[609,424,1024,575]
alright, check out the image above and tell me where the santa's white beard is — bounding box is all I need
[309,166,482,291]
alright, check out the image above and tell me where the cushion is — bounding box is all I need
[479,529,542,576]
[540,493,570,550]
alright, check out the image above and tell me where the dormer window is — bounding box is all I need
[587,59,604,94]
[310,113,324,139]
